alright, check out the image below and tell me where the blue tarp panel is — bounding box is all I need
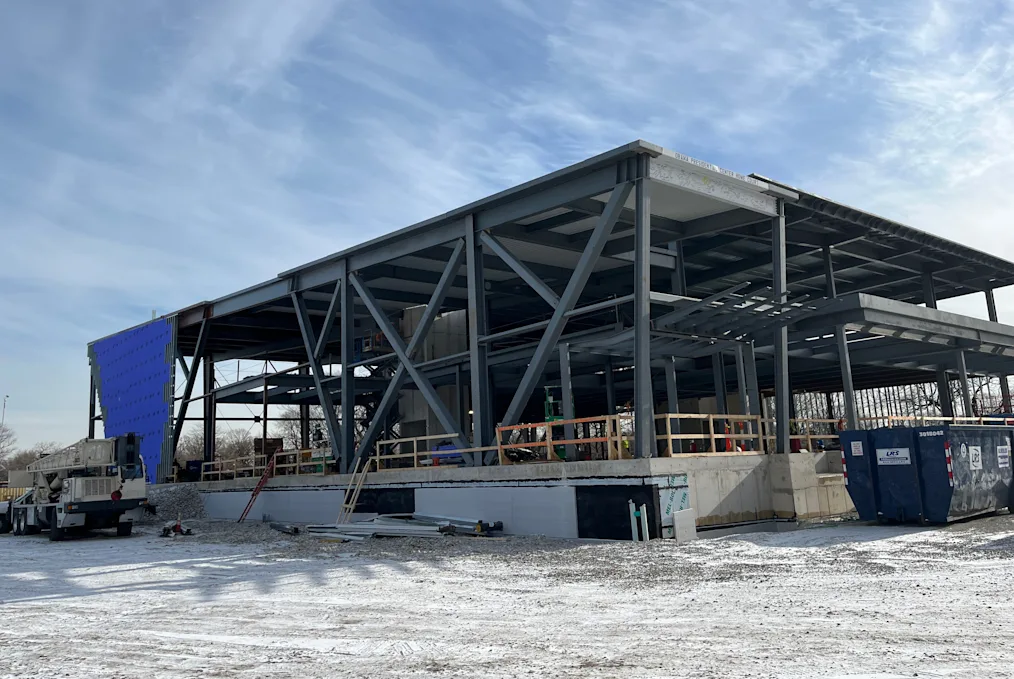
[89,317,177,484]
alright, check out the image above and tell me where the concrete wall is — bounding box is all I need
[649,453,773,526]
[415,486,579,538]
[194,452,854,533]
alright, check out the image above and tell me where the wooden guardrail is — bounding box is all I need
[373,433,497,470]
[192,414,1014,478]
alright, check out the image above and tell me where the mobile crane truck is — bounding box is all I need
[0,433,148,541]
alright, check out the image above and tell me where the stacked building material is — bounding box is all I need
[306,513,502,540]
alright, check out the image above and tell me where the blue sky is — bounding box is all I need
[1,0,1013,447]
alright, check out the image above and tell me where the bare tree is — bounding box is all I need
[173,429,255,465]
[0,438,61,484]
[0,424,16,461]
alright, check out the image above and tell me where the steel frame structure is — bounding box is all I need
[92,141,1014,479]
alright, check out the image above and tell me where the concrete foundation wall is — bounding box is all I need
[415,486,579,538]
[193,453,854,534]
[649,453,773,526]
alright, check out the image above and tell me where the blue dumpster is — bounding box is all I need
[840,429,878,522]
[911,426,1013,523]
[869,427,925,522]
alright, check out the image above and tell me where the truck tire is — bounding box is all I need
[117,523,133,537]
[0,508,10,535]
[49,522,65,542]
[13,510,24,536]
[24,511,40,535]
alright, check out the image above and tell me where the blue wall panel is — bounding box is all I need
[89,317,176,484]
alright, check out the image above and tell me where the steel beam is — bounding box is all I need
[654,283,751,328]
[633,157,655,458]
[354,241,469,461]
[772,200,791,453]
[479,231,559,308]
[466,217,494,451]
[171,318,209,457]
[559,343,576,460]
[292,292,344,462]
[475,165,618,230]
[350,271,469,449]
[339,261,354,472]
[986,288,1012,411]
[956,349,973,416]
[501,181,633,428]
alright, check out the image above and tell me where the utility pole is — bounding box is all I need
[1,394,8,430]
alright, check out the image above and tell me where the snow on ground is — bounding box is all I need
[2,516,1014,678]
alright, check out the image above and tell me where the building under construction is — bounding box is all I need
[87,141,1014,537]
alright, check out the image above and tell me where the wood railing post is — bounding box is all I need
[665,414,673,457]
[708,415,717,453]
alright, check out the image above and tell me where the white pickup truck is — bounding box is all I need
[1,434,148,541]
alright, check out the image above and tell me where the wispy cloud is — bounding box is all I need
[1,0,1012,444]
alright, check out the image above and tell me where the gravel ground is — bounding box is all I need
[2,515,1013,678]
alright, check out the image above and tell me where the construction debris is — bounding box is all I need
[145,484,206,521]
[306,513,503,541]
[269,522,300,536]
[160,517,194,537]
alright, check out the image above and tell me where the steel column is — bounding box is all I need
[466,216,494,451]
[171,318,209,457]
[559,343,576,460]
[712,353,728,415]
[633,156,655,458]
[822,245,837,298]
[664,356,680,452]
[986,288,1012,411]
[501,181,633,428]
[292,293,344,464]
[923,272,954,416]
[668,240,687,296]
[203,355,216,463]
[772,199,791,453]
[350,272,470,449]
[88,374,97,439]
[339,261,355,473]
[734,345,749,416]
[825,247,857,429]
[745,341,761,419]
[298,365,310,450]
[604,357,616,415]
[712,353,728,452]
[956,350,973,416]
[455,368,466,431]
